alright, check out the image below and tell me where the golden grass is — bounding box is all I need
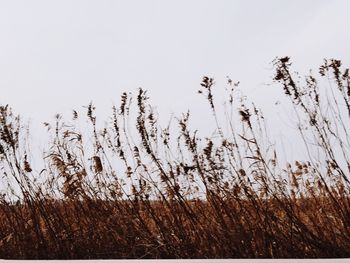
[0,57,350,259]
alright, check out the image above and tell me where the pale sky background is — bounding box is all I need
[0,0,350,162]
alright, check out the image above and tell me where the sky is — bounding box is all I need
[0,0,349,161]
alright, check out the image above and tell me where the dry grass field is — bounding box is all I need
[0,58,349,259]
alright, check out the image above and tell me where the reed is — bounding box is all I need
[0,58,349,259]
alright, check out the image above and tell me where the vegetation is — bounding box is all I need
[0,57,349,259]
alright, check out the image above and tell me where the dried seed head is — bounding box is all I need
[23,154,32,173]
[93,156,103,173]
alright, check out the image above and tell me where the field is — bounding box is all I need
[0,57,350,259]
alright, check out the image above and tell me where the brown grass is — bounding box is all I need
[0,57,349,259]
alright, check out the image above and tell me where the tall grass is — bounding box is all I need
[0,57,349,259]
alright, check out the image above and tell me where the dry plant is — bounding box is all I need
[0,58,349,259]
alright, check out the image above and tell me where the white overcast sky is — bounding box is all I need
[0,0,350,160]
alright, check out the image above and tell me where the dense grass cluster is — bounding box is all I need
[0,58,350,259]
